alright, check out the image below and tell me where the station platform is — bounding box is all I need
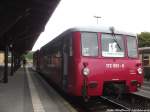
[0,67,77,112]
[134,81,150,99]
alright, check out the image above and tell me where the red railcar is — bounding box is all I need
[33,50,40,71]
[33,26,143,98]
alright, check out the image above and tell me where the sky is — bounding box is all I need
[32,0,150,51]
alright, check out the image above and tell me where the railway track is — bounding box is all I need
[99,94,150,112]
[70,94,150,112]
[39,73,130,112]
[36,72,150,112]
[100,96,130,110]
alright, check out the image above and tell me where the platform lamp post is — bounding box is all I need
[94,16,101,24]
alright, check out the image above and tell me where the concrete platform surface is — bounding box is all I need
[134,89,150,99]
[134,80,150,99]
[143,80,150,86]
[0,67,77,112]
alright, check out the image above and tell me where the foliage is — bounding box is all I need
[138,32,150,47]
[25,51,33,61]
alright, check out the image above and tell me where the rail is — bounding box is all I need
[100,96,130,110]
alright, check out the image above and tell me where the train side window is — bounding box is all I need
[81,32,98,56]
[53,41,62,58]
[56,51,61,58]
[69,37,73,56]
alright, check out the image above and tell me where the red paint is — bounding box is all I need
[33,30,143,97]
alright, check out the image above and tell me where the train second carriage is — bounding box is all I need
[33,26,143,98]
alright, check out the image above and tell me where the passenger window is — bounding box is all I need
[56,51,61,58]
[69,38,73,56]
[81,32,98,56]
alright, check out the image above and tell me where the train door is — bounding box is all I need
[62,36,69,90]
[62,34,72,90]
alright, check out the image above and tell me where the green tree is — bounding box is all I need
[138,32,150,47]
[25,52,33,61]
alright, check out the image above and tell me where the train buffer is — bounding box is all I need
[0,66,77,112]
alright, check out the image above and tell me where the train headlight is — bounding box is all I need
[83,67,90,76]
[137,68,143,75]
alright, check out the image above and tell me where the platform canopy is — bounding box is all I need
[0,0,59,55]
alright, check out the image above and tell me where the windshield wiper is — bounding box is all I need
[112,34,121,50]
[109,26,121,50]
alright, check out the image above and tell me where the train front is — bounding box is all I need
[73,29,143,98]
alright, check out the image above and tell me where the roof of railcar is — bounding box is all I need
[41,26,137,50]
[66,26,136,36]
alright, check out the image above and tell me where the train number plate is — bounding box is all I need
[106,64,124,69]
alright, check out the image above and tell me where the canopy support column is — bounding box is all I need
[3,45,9,83]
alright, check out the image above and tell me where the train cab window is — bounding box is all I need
[101,34,125,57]
[81,32,98,56]
[127,36,138,58]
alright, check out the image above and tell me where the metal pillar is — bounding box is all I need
[14,54,20,72]
[10,49,14,76]
[3,45,9,83]
[14,54,17,72]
